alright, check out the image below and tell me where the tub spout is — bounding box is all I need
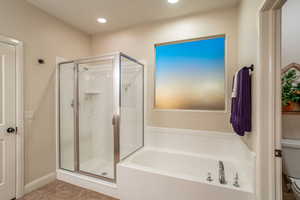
[218,161,226,184]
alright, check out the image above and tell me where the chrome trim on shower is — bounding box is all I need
[58,62,62,170]
[57,52,145,183]
[118,54,145,161]
[113,54,121,181]
[74,63,79,172]
[58,62,76,173]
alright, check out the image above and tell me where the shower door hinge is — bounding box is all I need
[275,149,282,158]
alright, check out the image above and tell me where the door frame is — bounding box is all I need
[0,34,24,198]
[257,0,286,200]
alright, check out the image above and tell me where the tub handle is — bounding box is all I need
[207,172,213,182]
[233,173,240,187]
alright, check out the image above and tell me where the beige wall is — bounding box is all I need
[0,0,91,184]
[236,0,263,151]
[282,0,300,140]
[92,7,238,132]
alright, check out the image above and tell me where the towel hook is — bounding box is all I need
[248,64,254,71]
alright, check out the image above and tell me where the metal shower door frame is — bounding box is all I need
[119,53,145,161]
[58,53,120,183]
[58,52,144,183]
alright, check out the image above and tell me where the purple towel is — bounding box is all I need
[230,67,252,136]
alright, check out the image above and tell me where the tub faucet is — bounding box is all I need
[218,161,227,184]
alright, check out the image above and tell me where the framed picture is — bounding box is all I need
[154,35,226,111]
[282,63,300,114]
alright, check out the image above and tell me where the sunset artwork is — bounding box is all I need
[154,36,226,110]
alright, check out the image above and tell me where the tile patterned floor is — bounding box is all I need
[18,180,118,200]
[16,177,298,200]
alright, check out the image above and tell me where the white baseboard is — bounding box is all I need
[56,169,119,199]
[24,172,56,194]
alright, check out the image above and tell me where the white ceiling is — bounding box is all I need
[27,0,240,35]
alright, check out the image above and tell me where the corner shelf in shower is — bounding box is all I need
[84,90,102,95]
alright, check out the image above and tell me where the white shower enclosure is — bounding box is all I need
[58,52,144,182]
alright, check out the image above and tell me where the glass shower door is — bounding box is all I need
[77,58,116,180]
[59,63,75,171]
[59,53,143,182]
[120,55,144,160]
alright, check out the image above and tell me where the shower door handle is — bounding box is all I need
[112,115,117,126]
[112,116,115,125]
[71,99,74,108]
[112,115,120,127]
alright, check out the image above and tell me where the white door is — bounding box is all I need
[0,42,16,200]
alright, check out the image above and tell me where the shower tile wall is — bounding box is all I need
[78,62,114,178]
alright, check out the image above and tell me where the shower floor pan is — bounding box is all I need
[80,158,114,179]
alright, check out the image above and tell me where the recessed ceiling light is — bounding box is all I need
[168,0,179,4]
[97,18,107,24]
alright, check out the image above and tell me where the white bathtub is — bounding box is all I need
[118,147,254,200]
[117,127,255,200]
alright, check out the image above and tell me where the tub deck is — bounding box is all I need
[118,147,254,200]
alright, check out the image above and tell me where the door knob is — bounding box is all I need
[7,127,16,133]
